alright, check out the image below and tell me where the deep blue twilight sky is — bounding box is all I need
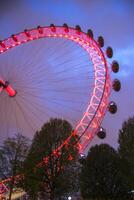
[0,0,134,150]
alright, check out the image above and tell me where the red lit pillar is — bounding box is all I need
[0,79,17,97]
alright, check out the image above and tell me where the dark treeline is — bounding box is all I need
[0,117,134,200]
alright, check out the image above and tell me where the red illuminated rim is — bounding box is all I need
[0,182,8,194]
[0,26,111,155]
[0,26,111,190]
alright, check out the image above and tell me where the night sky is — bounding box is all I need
[0,0,134,150]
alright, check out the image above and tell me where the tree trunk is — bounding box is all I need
[49,191,54,200]
[8,183,13,200]
[8,177,15,200]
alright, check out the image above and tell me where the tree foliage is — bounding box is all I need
[24,118,79,200]
[118,117,134,189]
[79,144,130,200]
[0,133,30,200]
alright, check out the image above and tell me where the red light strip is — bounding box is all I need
[0,79,16,97]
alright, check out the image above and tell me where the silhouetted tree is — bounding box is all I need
[0,133,30,200]
[118,117,134,190]
[24,118,79,200]
[79,144,130,200]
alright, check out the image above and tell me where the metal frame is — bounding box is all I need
[0,26,111,192]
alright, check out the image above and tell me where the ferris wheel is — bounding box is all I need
[0,24,120,193]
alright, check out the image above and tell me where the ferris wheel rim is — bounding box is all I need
[0,25,111,153]
[0,25,112,190]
